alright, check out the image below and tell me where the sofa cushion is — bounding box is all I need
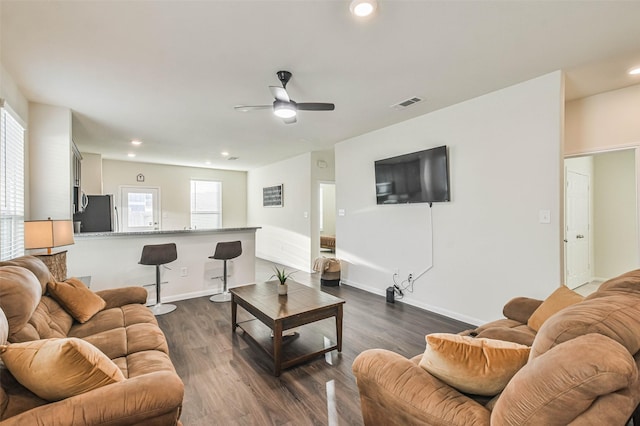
[0,256,53,294]
[476,326,536,347]
[527,286,583,331]
[0,267,42,340]
[80,323,169,360]
[68,304,158,339]
[418,333,530,396]
[0,338,125,402]
[48,278,106,323]
[492,334,637,425]
[530,293,640,359]
[586,269,640,299]
[10,297,74,343]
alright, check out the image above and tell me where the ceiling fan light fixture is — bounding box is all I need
[350,0,377,17]
[274,102,297,119]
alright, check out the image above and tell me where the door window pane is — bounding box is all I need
[127,192,154,228]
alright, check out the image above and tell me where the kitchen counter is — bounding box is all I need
[74,227,260,238]
[66,227,260,303]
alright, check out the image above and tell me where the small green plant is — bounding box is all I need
[271,265,295,285]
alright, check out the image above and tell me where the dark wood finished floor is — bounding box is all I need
[157,259,472,426]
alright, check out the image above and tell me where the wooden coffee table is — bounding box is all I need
[230,280,345,376]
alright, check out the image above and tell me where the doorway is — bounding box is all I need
[119,186,161,232]
[319,183,336,256]
[564,149,638,289]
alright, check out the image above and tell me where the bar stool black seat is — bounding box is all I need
[209,240,242,302]
[139,243,178,315]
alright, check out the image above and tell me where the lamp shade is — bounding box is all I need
[24,219,75,254]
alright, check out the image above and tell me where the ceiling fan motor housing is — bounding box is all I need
[277,70,292,88]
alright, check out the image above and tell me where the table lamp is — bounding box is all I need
[24,218,75,280]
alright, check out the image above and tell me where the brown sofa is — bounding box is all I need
[0,256,184,425]
[353,269,640,425]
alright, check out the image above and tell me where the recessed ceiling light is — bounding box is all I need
[629,67,640,75]
[350,0,377,17]
[131,139,142,146]
[221,151,229,157]
[127,153,136,158]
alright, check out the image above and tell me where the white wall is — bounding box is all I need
[0,64,28,124]
[565,84,640,155]
[593,149,638,278]
[335,71,564,325]
[247,153,312,272]
[102,159,247,230]
[28,103,72,220]
[81,152,103,195]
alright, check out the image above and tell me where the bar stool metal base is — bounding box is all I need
[150,303,177,316]
[210,291,231,303]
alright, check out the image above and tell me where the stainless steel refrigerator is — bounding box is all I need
[73,195,115,232]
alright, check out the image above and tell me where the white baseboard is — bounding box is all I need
[341,279,484,327]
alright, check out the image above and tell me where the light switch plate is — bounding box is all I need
[539,209,551,224]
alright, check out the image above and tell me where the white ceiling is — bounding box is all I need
[2,1,640,171]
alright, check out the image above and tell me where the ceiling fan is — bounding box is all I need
[234,71,335,124]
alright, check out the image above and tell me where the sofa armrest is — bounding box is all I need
[95,286,148,309]
[352,349,490,426]
[502,296,543,324]
[0,371,183,425]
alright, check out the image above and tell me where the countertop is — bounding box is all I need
[74,227,260,238]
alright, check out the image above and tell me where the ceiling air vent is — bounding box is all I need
[227,156,239,161]
[391,96,423,110]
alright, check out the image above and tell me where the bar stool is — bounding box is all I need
[209,240,242,302]
[139,243,178,315]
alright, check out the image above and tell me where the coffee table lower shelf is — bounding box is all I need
[235,318,339,374]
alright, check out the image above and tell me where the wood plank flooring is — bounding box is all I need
[156,260,472,426]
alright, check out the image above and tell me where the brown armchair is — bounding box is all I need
[353,270,640,425]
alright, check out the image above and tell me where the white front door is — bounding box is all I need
[120,186,160,232]
[565,170,591,288]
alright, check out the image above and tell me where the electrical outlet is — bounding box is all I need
[393,268,400,276]
[180,267,188,277]
[408,273,413,282]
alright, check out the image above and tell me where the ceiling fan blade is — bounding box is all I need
[269,86,290,102]
[296,103,335,111]
[234,105,272,112]
[283,116,297,125]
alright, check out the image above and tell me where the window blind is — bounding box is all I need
[190,180,222,229]
[0,103,25,260]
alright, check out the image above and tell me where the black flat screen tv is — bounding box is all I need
[375,145,450,204]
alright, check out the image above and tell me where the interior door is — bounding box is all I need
[565,170,591,288]
[120,186,160,232]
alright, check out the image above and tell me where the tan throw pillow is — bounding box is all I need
[527,286,584,331]
[0,338,125,401]
[419,333,530,396]
[48,277,106,323]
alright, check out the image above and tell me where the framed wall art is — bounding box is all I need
[263,184,283,207]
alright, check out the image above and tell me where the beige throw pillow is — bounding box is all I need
[48,277,106,323]
[419,333,530,396]
[527,286,584,331]
[0,338,124,401]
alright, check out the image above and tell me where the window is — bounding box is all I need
[0,103,25,260]
[190,180,221,229]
